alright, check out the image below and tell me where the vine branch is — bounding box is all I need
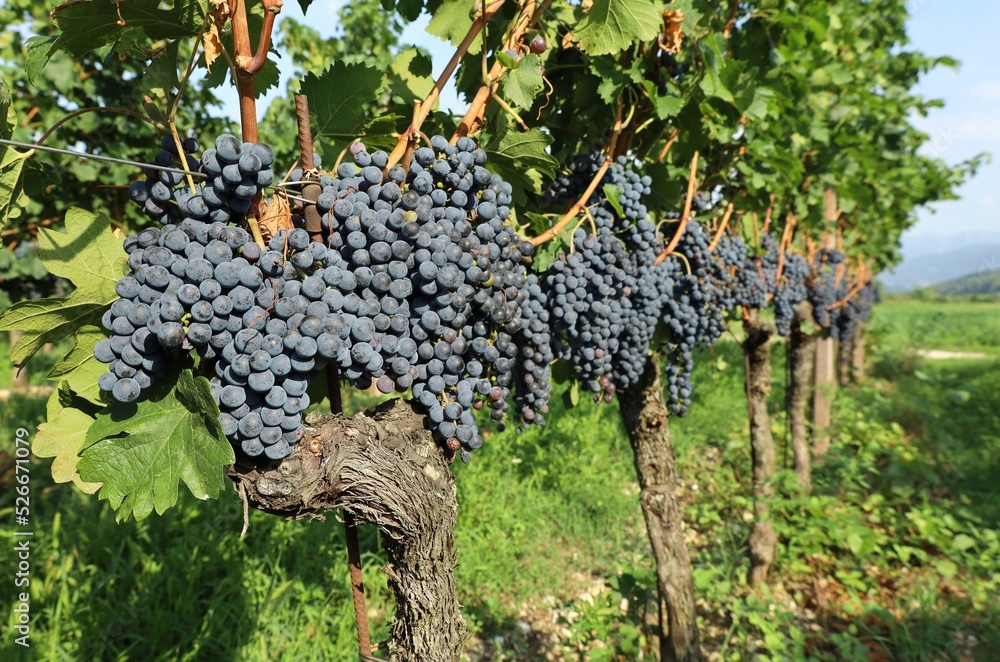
[385,0,506,169]
[530,99,624,247]
[708,196,737,251]
[34,107,160,148]
[453,0,552,142]
[655,150,700,265]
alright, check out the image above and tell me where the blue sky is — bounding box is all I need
[232,1,998,244]
[904,0,999,240]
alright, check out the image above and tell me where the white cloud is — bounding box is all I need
[982,196,997,208]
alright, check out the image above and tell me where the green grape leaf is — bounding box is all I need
[603,184,625,218]
[698,35,735,103]
[642,81,683,119]
[0,208,124,365]
[484,119,559,204]
[0,142,30,233]
[426,0,483,53]
[79,370,235,522]
[588,56,643,105]
[300,62,388,140]
[390,48,435,105]
[503,53,544,109]
[142,40,180,100]
[575,0,664,56]
[47,325,108,406]
[35,388,101,494]
[23,36,57,85]
[38,0,204,68]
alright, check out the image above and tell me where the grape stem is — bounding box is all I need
[655,150,700,265]
[168,122,200,197]
[385,0,507,170]
[774,214,796,283]
[656,127,680,163]
[707,196,737,251]
[761,194,775,234]
[489,89,529,130]
[827,262,868,310]
[529,99,625,248]
[168,19,211,123]
[229,0,283,142]
[723,0,741,38]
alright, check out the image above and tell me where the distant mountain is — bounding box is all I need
[900,231,1000,260]
[880,244,1000,292]
[934,271,1000,296]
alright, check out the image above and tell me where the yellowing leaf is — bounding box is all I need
[35,388,101,494]
[0,208,125,365]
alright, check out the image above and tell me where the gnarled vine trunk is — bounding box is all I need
[812,335,836,457]
[229,399,466,662]
[788,302,816,493]
[851,323,866,382]
[743,315,777,584]
[620,354,702,662]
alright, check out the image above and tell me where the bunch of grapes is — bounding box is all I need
[102,132,540,462]
[833,281,877,363]
[511,272,553,429]
[772,252,809,337]
[808,248,847,330]
[127,135,202,224]
[534,153,659,404]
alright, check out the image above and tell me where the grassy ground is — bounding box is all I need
[1,297,998,660]
[873,294,1000,355]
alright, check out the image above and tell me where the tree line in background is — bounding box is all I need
[0,0,982,660]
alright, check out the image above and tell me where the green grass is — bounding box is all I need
[1,300,999,660]
[872,296,1000,354]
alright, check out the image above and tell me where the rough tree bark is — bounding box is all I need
[811,335,836,457]
[788,302,816,493]
[229,399,466,662]
[620,354,702,662]
[851,323,866,382]
[743,314,778,584]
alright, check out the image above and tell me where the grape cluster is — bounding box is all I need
[127,135,201,223]
[310,136,536,458]
[534,153,657,404]
[511,272,553,429]
[655,223,732,414]
[101,135,307,459]
[808,248,847,330]
[773,251,809,337]
[834,281,877,363]
[105,133,541,461]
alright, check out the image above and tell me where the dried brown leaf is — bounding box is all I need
[661,9,685,53]
[258,195,292,243]
[204,22,223,72]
